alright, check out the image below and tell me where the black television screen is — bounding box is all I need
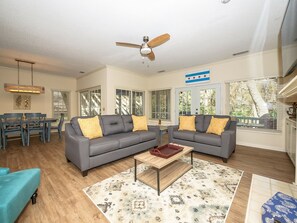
[280,0,297,77]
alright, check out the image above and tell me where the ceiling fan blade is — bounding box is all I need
[148,33,170,48]
[148,51,155,61]
[116,42,141,48]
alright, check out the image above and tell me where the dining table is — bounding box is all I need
[2,117,58,143]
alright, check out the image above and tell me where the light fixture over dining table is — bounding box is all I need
[4,59,45,94]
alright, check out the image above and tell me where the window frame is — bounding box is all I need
[52,89,71,121]
[226,77,280,131]
[79,86,101,116]
[150,89,171,121]
[115,88,145,115]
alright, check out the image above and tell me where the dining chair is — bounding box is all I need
[1,113,26,149]
[25,113,46,146]
[50,113,64,139]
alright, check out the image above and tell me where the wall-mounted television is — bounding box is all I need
[280,0,297,77]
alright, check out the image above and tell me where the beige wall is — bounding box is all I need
[105,66,148,114]
[0,66,77,122]
[76,65,148,115]
[77,67,108,114]
[146,49,285,152]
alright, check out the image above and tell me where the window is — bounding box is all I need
[52,90,70,120]
[80,87,101,116]
[228,78,278,130]
[116,89,144,115]
[151,89,171,120]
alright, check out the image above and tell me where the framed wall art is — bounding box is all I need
[13,94,31,110]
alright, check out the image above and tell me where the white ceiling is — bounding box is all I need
[0,0,289,78]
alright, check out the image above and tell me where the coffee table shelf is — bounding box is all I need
[134,144,193,195]
[137,160,192,192]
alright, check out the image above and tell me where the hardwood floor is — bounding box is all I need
[0,134,294,223]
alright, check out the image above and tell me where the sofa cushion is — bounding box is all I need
[202,115,212,132]
[101,115,125,136]
[122,115,133,132]
[173,130,195,141]
[135,131,156,142]
[105,133,141,148]
[89,138,119,156]
[194,133,221,147]
[195,115,204,132]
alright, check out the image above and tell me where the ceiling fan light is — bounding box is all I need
[140,47,151,55]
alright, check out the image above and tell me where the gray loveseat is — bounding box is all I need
[65,115,159,176]
[168,115,236,162]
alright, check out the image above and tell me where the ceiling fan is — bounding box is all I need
[116,33,170,61]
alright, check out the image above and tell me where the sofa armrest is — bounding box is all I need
[65,123,90,172]
[168,125,179,143]
[148,125,160,144]
[220,130,236,159]
[0,167,10,176]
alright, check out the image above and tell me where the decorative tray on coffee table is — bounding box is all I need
[149,144,184,159]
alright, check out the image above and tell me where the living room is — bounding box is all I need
[1,0,297,222]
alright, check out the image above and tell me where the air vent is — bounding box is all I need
[233,50,249,56]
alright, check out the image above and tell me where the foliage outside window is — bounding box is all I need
[228,78,278,130]
[178,90,191,116]
[200,89,216,115]
[80,87,101,116]
[52,90,70,120]
[151,89,171,120]
[116,89,144,115]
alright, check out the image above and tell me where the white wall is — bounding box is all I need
[0,66,77,120]
[77,67,107,114]
[76,65,148,115]
[105,66,148,114]
[146,49,285,152]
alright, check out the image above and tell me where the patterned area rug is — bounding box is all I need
[83,157,243,223]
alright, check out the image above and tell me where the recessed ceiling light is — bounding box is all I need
[232,50,249,56]
[221,0,231,3]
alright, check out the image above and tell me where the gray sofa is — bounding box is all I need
[168,115,236,162]
[65,115,159,176]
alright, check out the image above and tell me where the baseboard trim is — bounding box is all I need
[237,141,285,152]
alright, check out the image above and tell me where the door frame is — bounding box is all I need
[175,83,221,123]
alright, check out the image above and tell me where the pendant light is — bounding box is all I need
[4,59,45,94]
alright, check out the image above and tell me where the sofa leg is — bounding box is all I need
[233,148,236,153]
[66,157,70,163]
[222,158,228,163]
[82,170,88,177]
[31,189,38,204]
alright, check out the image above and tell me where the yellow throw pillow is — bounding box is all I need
[178,116,196,131]
[206,116,229,135]
[132,115,148,131]
[78,116,103,139]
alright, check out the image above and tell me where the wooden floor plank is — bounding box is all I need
[0,133,294,223]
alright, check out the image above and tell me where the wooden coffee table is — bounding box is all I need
[134,144,193,195]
